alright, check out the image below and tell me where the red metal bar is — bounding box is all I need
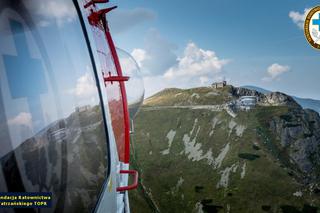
[104,76,129,82]
[96,6,117,15]
[116,170,139,192]
[104,28,131,164]
[88,6,117,26]
[84,0,109,8]
[87,2,131,163]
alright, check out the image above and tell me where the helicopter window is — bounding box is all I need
[0,0,109,212]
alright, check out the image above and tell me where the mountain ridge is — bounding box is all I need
[131,85,320,213]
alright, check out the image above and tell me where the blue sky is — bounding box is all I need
[107,0,320,99]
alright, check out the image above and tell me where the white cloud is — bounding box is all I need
[8,112,32,128]
[200,76,210,84]
[127,28,229,97]
[143,75,168,98]
[164,42,228,79]
[262,63,290,81]
[131,48,149,68]
[69,72,96,98]
[26,0,77,26]
[289,8,311,29]
[109,8,156,34]
[140,42,229,97]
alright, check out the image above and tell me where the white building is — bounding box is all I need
[238,96,257,111]
[212,80,227,89]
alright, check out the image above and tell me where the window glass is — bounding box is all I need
[0,0,108,212]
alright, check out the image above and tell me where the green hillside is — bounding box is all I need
[143,86,234,106]
[129,86,320,213]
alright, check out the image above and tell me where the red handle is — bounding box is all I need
[104,76,129,82]
[103,72,129,84]
[116,170,139,192]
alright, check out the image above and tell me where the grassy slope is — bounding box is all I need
[144,86,234,107]
[130,87,320,213]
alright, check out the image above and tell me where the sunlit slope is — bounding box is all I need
[143,86,234,107]
[130,86,320,213]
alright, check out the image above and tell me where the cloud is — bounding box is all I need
[142,29,178,75]
[200,76,210,84]
[164,42,229,80]
[25,0,77,27]
[127,29,228,97]
[109,8,156,34]
[139,42,229,97]
[131,48,149,68]
[8,112,32,128]
[69,72,96,98]
[131,32,228,82]
[131,29,178,76]
[289,8,311,29]
[143,75,168,97]
[262,63,290,81]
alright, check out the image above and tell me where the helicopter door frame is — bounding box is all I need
[74,0,138,212]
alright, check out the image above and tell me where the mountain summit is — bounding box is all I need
[130,85,320,213]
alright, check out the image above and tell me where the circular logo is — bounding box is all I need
[304,6,320,49]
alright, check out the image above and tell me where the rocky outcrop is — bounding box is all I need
[233,86,319,182]
[261,92,301,108]
[231,86,264,101]
[269,108,320,181]
[231,86,301,108]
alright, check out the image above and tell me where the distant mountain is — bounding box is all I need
[242,85,320,114]
[130,85,320,213]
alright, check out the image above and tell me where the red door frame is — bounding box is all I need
[85,2,131,163]
[103,19,131,164]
